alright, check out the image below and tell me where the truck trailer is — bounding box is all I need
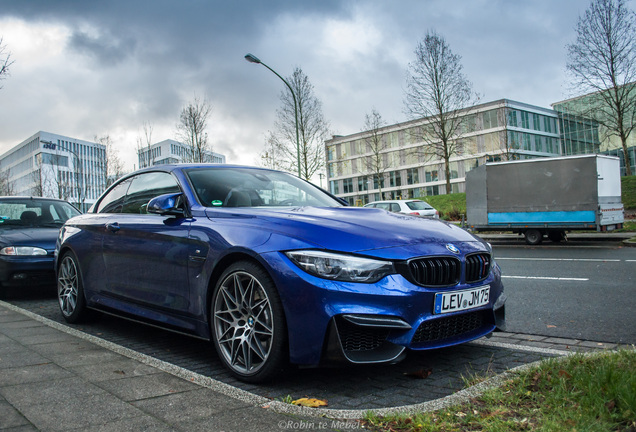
[466,155,624,245]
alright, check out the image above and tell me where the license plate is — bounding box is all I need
[434,286,490,315]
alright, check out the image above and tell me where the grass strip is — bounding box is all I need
[363,349,636,432]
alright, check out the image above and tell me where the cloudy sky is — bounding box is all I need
[0,0,606,172]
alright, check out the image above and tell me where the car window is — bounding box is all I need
[390,203,401,212]
[121,172,181,214]
[406,201,433,210]
[96,178,132,213]
[186,167,342,208]
[0,199,80,228]
[374,203,390,211]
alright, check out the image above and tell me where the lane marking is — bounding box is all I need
[502,276,589,281]
[497,257,621,262]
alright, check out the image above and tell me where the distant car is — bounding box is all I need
[56,164,504,383]
[0,197,81,294]
[364,199,440,218]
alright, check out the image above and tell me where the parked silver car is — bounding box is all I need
[364,199,439,218]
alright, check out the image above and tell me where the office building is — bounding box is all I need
[137,139,226,168]
[552,84,636,176]
[0,131,107,211]
[325,99,566,205]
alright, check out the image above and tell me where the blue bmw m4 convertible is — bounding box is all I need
[56,164,505,382]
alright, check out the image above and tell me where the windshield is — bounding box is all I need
[185,167,343,208]
[406,201,433,210]
[0,198,81,229]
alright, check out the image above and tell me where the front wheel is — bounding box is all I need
[57,251,89,323]
[211,261,288,382]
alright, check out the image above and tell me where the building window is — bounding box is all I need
[327,146,336,161]
[373,175,385,190]
[520,111,530,129]
[330,180,339,195]
[425,168,438,182]
[343,178,353,194]
[508,110,518,127]
[425,185,439,196]
[388,171,401,188]
[406,168,419,185]
[482,110,498,130]
[358,176,369,191]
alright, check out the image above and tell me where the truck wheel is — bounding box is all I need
[548,230,566,243]
[525,229,543,245]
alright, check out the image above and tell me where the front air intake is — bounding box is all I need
[406,257,461,287]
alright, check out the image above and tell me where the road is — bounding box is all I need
[494,243,636,344]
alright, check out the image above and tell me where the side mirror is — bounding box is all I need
[147,193,186,217]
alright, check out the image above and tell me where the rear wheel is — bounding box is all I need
[524,229,543,245]
[57,252,89,323]
[211,261,287,382]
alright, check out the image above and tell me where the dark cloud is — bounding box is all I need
[0,0,623,171]
[69,29,137,65]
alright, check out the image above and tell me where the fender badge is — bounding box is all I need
[446,244,460,254]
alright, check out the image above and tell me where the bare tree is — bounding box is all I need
[361,109,390,196]
[176,96,213,163]
[0,37,14,90]
[31,157,44,197]
[566,0,636,175]
[404,30,479,193]
[0,167,15,196]
[136,121,154,168]
[259,138,286,171]
[264,68,330,180]
[96,135,124,188]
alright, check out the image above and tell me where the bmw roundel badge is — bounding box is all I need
[446,244,460,254]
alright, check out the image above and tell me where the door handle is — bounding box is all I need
[105,222,120,232]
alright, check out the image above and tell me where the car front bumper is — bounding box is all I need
[0,255,56,288]
[261,251,506,366]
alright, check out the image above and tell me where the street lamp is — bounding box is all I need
[244,53,301,178]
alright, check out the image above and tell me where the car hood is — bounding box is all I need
[206,206,486,256]
[0,227,60,251]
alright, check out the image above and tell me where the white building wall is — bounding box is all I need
[138,139,226,168]
[0,131,107,211]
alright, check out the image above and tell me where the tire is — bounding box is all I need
[211,261,288,382]
[548,230,566,243]
[524,229,543,245]
[57,251,89,323]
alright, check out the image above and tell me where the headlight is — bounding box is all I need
[0,246,48,256]
[285,250,395,283]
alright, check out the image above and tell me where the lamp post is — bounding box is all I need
[244,53,301,178]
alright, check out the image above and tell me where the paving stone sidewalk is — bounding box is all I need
[0,303,358,432]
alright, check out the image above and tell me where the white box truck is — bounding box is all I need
[466,155,625,245]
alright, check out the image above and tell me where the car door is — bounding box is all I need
[101,171,194,314]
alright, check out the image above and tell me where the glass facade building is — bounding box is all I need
[138,139,226,168]
[552,85,636,176]
[0,131,107,211]
[325,100,563,205]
